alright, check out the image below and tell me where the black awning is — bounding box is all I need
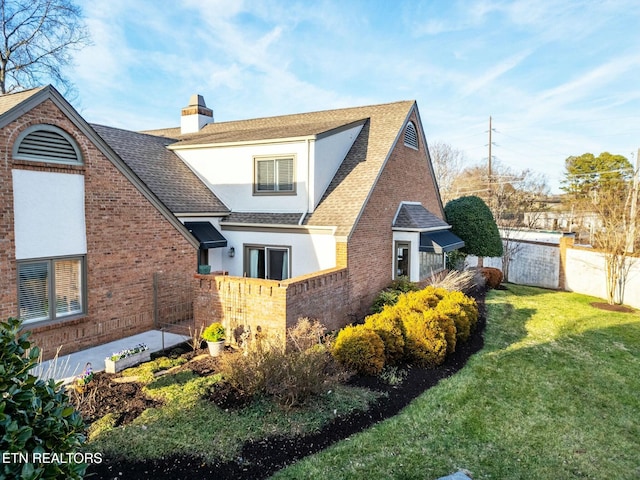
[419,230,464,253]
[184,222,227,249]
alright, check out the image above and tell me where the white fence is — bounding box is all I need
[467,229,640,309]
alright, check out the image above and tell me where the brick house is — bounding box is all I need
[0,86,463,356]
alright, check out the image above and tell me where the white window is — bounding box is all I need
[419,252,445,280]
[404,122,419,150]
[18,257,85,324]
[244,245,290,281]
[254,157,295,194]
[13,124,83,165]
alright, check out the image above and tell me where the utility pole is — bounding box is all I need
[626,148,639,253]
[488,116,493,191]
[487,116,495,210]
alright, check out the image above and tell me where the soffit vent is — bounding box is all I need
[14,125,82,164]
[404,121,418,150]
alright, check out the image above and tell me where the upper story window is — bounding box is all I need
[254,156,295,194]
[13,124,83,165]
[404,121,419,150]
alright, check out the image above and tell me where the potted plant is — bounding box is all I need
[202,322,226,356]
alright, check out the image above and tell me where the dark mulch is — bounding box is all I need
[72,373,163,427]
[590,302,635,313]
[86,289,487,480]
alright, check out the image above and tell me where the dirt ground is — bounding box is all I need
[84,289,486,480]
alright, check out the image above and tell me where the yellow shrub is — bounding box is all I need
[332,324,385,375]
[437,290,479,342]
[402,309,449,367]
[364,306,406,365]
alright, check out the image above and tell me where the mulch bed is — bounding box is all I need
[85,289,487,480]
[590,302,635,313]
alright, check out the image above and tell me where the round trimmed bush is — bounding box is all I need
[402,310,449,367]
[332,325,385,375]
[364,306,406,365]
[480,267,503,289]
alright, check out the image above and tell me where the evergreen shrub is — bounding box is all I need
[402,310,449,367]
[363,306,406,365]
[0,317,87,479]
[332,325,385,375]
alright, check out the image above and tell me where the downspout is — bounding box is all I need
[300,137,312,225]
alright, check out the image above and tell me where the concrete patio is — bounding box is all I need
[34,329,190,384]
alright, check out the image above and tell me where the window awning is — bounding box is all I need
[184,222,227,249]
[419,230,464,253]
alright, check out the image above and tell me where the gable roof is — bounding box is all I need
[0,87,44,116]
[91,125,228,215]
[0,85,201,249]
[393,203,450,231]
[151,100,418,237]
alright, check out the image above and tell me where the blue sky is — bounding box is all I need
[69,0,640,193]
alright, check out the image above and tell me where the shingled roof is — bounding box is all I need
[153,100,416,237]
[91,124,229,215]
[0,87,44,116]
[393,203,450,231]
[300,101,416,237]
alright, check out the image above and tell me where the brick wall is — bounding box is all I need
[0,99,197,359]
[346,111,443,318]
[194,267,349,343]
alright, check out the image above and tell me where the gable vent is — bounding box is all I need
[404,121,418,150]
[14,125,82,164]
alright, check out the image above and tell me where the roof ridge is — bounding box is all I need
[141,100,415,133]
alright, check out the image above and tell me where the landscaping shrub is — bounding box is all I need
[428,269,482,294]
[216,319,337,409]
[363,306,406,365]
[445,290,479,332]
[395,286,447,313]
[435,298,468,346]
[480,267,503,289]
[0,317,87,479]
[402,309,449,367]
[332,325,385,375]
[370,276,419,313]
[286,317,326,353]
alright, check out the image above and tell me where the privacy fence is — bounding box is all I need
[470,230,640,309]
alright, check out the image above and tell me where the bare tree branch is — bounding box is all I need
[0,0,91,95]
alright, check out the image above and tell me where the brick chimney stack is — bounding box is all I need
[180,94,213,134]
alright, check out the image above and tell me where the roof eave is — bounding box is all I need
[2,85,200,250]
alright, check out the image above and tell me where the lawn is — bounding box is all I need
[272,284,640,479]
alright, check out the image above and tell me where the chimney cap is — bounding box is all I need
[188,94,207,108]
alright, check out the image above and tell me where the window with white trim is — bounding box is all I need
[18,256,85,324]
[254,156,295,194]
[404,121,419,150]
[13,124,83,165]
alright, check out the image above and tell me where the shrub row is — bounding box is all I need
[332,286,478,374]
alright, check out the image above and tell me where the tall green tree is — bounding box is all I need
[561,152,637,305]
[444,195,503,267]
[561,152,633,200]
[0,0,91,95]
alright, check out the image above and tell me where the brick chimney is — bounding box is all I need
[180,94,213,134]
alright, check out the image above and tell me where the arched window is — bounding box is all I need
[404,121,419,150]
[13,124,83,165]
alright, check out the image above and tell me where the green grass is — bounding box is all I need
[85,361,381,462]
[273,285,640,479]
